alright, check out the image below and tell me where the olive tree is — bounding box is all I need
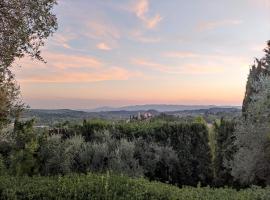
[0,0,57,128]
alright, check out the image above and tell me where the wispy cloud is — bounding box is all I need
[133,0,163,29]
[132,58,217,74]
[16,52,143,83]
[163,51,250,65]
[133,54,249,75]
[86,21,120,40]
[96,42,112,51]
[51,32,76,49]
[18,67,134,83]
[197,19,243,31]
[16,53,102,70]
[44,53,103,69]
[133,58,168,72]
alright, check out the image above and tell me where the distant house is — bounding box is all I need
[129,112,153,122]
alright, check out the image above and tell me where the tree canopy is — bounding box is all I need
[0,0,58,68]
[0,0,57,127]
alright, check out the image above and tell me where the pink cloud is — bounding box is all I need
[133,58,169,72]
[133,0,163,29]
[16,52,103,71]
[96,42,112,51]
[133,54,249,75]
[15,52,144,83]
[44,53,103,69]
[146,14,162,29]
[18,67,138,83]
[51,33,76,49]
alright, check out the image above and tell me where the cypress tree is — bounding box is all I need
[242,41,270,115]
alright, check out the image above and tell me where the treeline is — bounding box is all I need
[0,119,213,186]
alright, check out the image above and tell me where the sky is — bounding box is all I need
[15,0,270,109]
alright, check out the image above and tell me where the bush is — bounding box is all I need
[0,174,270,200]
[43,121,213,186]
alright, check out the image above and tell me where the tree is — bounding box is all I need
[0,0,57,128]
[231,41,270,185]
[0,69,21,129]
[9,119,40,175]
[213,118,236,186]
[109,139,143,177]
[231,75,270,185]
[0,0,58,68]
[242,41,270,115]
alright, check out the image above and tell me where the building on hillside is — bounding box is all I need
[128,112,153,122]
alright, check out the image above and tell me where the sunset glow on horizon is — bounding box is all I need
[15,0,270,109]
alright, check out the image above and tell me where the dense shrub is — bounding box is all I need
[214,118,236,186]
[0,174,270,200]
[38,120,213,186]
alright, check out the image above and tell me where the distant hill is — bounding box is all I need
[22,105,241,126]
[89,104,240,112]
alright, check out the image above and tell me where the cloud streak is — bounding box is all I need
[133,53,250,75]
[133,0,163,29]
[16,53,143,83]
[51,33,76,49]
[44,53,103,69]
[18,67,133,83]
[133,58,223,74]
[96,42,112,51]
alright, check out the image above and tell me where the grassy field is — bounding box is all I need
[0,173,270,200]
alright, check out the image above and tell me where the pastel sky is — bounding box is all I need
[15,0,270,109]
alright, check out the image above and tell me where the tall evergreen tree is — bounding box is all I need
[242,41,270,115]
[231,41,270,185]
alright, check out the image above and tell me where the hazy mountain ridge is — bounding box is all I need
[88,104,241,112]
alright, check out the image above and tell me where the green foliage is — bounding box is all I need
[0,69,22,128]
[0,155,7,175]
[9,120,40,176]
[45,120,213,186]
[109,139,143,177]
[0,0,58,131]
[0,174,270,200]
[214,119,236,186]
[231,76,270,185]
[81,119,112,142]
[135,140,179,184]
[242,41,270,115]
[231,41,270,186]
[0,0,58,68]
[39,135,85,175]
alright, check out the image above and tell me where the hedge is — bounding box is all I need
[0,173,270,200]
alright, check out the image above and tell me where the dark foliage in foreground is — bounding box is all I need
[1,173,270,200]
